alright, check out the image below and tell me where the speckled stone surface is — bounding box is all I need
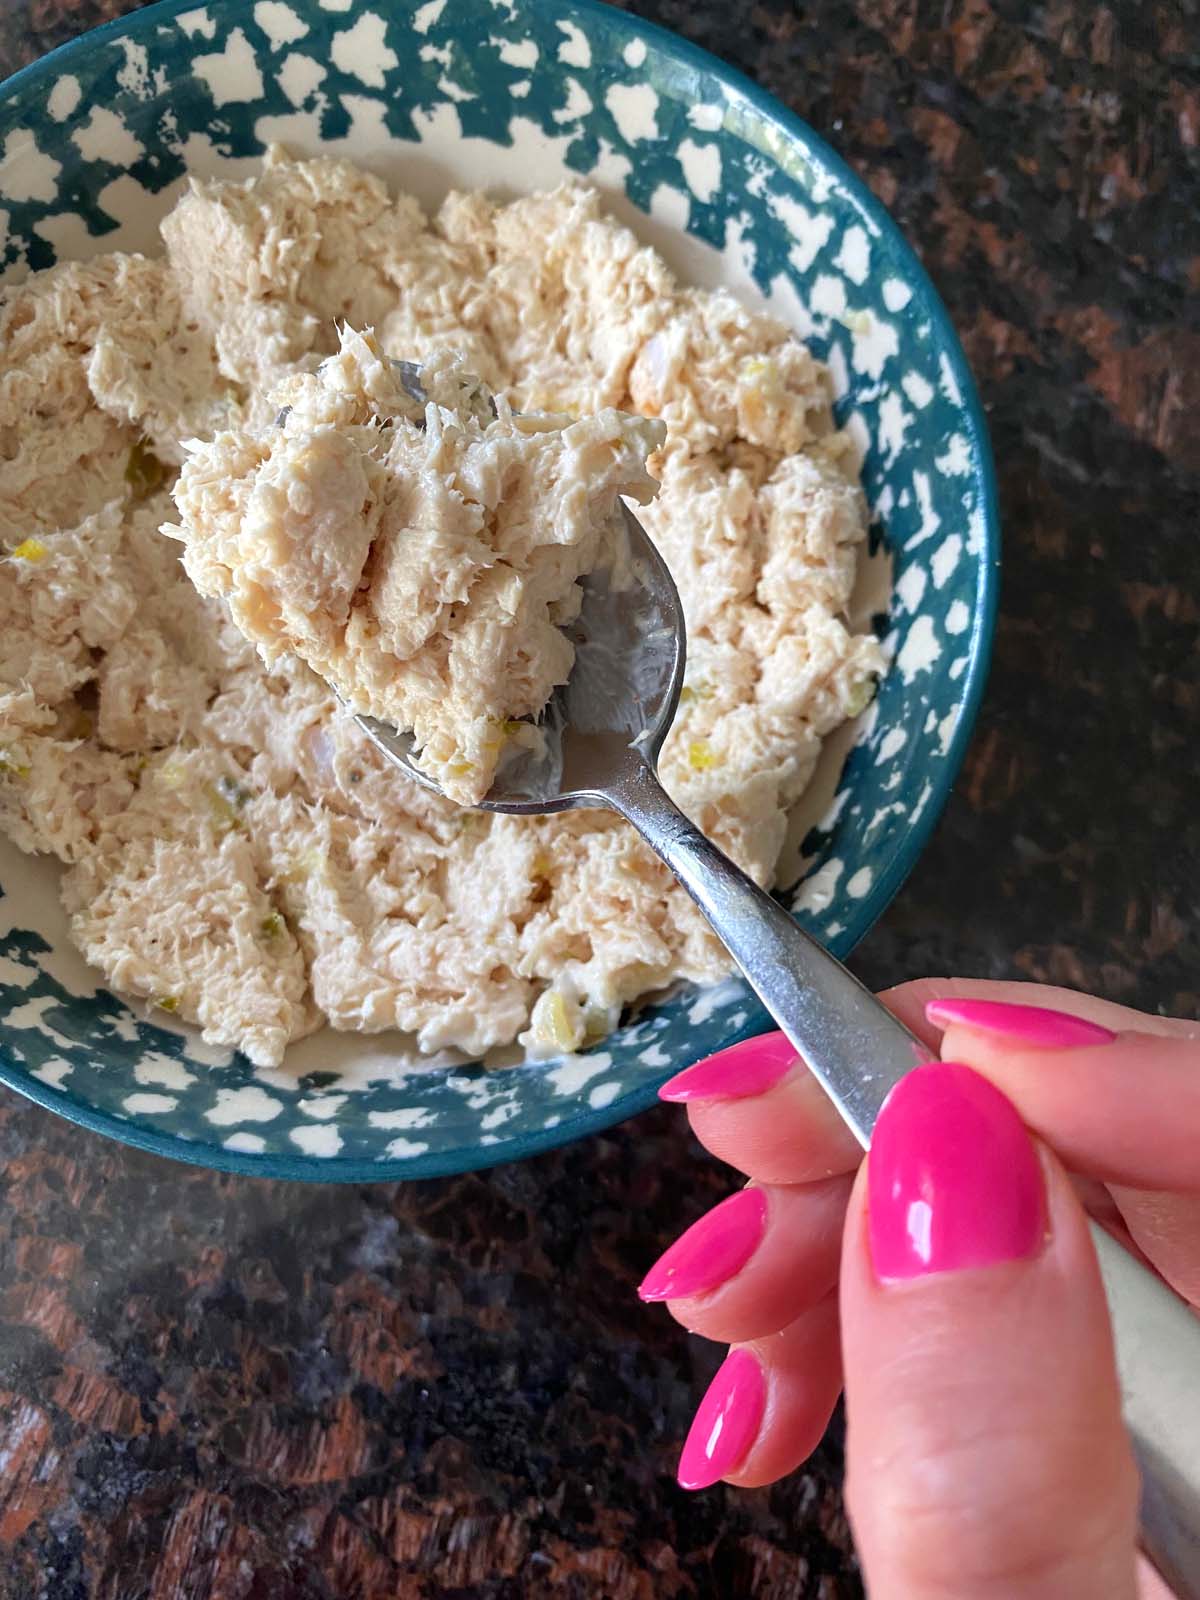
[0,1,1195,1595]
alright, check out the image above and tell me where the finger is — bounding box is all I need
[663,973,1197,1189]
[675,1290,843,1491]
[640,1175,852,1343]
[1110,1186,1200,1308]
[884,976,1199,1042]
[664,981,1198,1194]
[1137,1553,1178,1599]
[928,1012,1200,1191]
[661,979,1135,1187]
[923,996,1200,1299]
[841,1061,1140,1600]
[660,1035,861,1184]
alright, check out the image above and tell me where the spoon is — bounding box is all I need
[353,370,1200,1595]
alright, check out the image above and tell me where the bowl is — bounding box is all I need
[0,0,998,1180]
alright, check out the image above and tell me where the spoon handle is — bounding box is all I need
[610,756,929,1145]
[611,756,1200,1599]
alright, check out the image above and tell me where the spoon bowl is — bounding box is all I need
[356,503,685,814]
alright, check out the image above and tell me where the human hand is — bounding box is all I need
[641,980,1200,1598]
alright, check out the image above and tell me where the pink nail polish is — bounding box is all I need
[925,997,1117,1048]
[659,1033,796,1103]
[677,1349,765,1490]
[869,1061,1046,1282]
[638,1187,767,1302]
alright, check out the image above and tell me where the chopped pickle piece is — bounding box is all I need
[152,994,179,1013]
[0,750,30,778]
[687,738,720,771]
[204,791,237,830]
[215,775,250,809]
[259,912,284,940]
[156,759,187,790]
[283,847,325,883]
[529,990,583,1053]
[204,776,250,831]
[125,438,170,498]
[581,1003,612,1044]
[845,677,877,717]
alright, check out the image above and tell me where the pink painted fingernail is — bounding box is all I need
[659,1033,796,1103]
[869,1061,1046,1282]
[677,1349,765,1491]
[924,997,1117,1048]
[638,1187,767,1302]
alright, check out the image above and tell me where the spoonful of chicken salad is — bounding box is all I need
[166,326,665,807]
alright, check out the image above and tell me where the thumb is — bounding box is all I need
[841,1061,1141,1600]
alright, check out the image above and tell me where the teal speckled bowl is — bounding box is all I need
[0,0,998,1180]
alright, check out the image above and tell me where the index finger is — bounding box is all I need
[668,981,1200,1190]
[664,1034,862,1184]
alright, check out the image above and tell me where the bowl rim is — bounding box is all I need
[0,0,1000,1183]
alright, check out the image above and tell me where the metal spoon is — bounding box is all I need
[355,370,1200,1595]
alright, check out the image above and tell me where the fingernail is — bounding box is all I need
[659,1033,796,1103]
[869,1061,1046,1282]
[925,997,1117,1048]
[639,1187,767,1302]
[677,1349,765,1490]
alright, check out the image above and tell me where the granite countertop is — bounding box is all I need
[0,1,1196,1595]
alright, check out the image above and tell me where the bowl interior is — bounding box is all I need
[0,0,997,1179]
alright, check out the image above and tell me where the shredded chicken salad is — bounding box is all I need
[0,148,884,1067]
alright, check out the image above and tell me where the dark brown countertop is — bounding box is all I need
[0,1,1197,1595]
